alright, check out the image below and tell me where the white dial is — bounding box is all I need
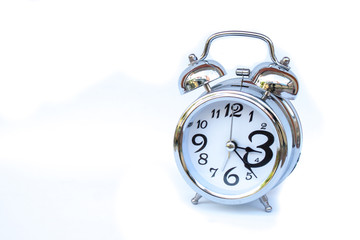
[181,96,280,200]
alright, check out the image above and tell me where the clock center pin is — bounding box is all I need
[226,141,236,152]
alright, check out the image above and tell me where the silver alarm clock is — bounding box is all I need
[174,31,302,212]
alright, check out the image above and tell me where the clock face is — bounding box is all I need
[180,95,280,200]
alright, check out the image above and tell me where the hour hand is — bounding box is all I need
[237,146,261,154]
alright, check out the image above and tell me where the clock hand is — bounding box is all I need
[229,107,234,141]
[234,149,257,178]
[236,146,262,154]
[222,152,231,171]
[222,108,235,171]
[223,141,236,171]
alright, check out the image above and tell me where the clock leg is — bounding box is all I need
[191,193,202,205]
[259,195,272,212]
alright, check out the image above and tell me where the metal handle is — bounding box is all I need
[199,31,289,70]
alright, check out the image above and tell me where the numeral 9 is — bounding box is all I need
[192,134,207,153]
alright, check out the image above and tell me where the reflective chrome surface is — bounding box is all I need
[199,31,290,70]
[178,30,292,95]
[251,64,299,100]
[175,30,302,210]
[178,59,226,94]
[174,80,302,206]
[259,194,272,212]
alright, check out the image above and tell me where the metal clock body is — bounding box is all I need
[174,31,302,212]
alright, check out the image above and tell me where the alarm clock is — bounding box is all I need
[173,31,302,212]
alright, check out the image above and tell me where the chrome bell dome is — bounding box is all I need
[178,54,226,94]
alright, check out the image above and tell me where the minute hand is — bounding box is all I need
[234,149,257,178]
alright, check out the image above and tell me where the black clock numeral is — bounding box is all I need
[245,172,253,180]
[211,103,244,119]
[197,120,208,129]
[247,130,274,168]
[223,167,240,186]
[261,123,267,130]
[209,168,218,177]
[198,153,208,165]
[192,134,207,153]
[225,103,243,117]
[249,110,254,122]
[211,109,220,119]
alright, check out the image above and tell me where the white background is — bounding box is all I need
[0,0,359,239]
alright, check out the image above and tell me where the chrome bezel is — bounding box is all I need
[174,88,292,205]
